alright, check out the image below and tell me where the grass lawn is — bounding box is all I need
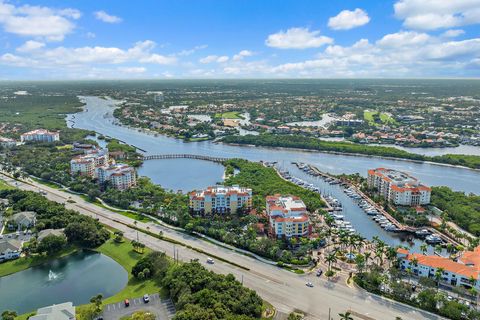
[94,239,165,305]
[364,110,397,126]
[0,246,77,277]
[214,111,244,119]
[0,179,13,190]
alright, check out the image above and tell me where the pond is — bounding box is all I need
[0,250,128,314]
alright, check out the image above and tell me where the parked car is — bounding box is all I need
[143,294,150,303]
[206,258,215,264]
[306,282,314,287]
[316,269,323,277]
[124,299,130,307]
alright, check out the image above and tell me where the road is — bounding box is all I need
[0,173,445,320]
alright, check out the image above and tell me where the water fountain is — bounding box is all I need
[48,270,58,281]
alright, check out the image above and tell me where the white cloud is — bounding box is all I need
[377,31,430,47]
[94,10,122,23]
[268,32,480,77]
[265,27,333,49]
[140,54,177,65]
[85,32,96,39]
[16,40,45,52]
[118,67,146,74]
[0,40,177,69]
[441,29,465,38]
[328,8,370,30]
[177,44,208,56]
[394,0,480,30]
[233,50,254,61]
[0,1,80,41]
[199,55,229,64]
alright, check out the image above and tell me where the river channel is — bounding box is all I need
[66,96,480,252]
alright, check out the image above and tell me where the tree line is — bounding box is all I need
[221,134,480,170]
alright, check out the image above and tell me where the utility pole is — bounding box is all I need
[241,275,244,285]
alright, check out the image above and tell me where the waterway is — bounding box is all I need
[66,96,480,251]
[0,250,128,314]
[68,96,480,195]
[286,165,434,253]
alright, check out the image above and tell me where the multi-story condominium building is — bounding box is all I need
[0,137,16,147]
[189,185,252,214]
[266,195,311,238]
[97,164,137,190]
[397,247,480,291]
[70,148,109,177]
[367,168,431,206]
[20,129,59,143]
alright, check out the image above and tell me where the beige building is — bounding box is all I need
[367,168,431,206]
[266,195,311,238]
[189,185,252,214]
[97,164,137,190]
[21,129,59,143]
[70,149,109,177]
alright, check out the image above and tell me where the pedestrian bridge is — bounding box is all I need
[142,154,229,163]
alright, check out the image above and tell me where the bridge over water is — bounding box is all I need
[142,154,229,163]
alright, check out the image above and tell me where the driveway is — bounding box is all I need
[102,294,175,320]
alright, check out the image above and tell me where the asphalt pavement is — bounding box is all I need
[0,173,446,320]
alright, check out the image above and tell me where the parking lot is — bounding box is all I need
[102,293,176,320]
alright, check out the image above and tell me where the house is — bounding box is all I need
[30,302,76,320]
[9,211,37,230]
[0,239,22,261]
[397,247,480,291]
[37,229,65,242]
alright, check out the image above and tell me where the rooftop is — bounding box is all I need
[30,302,75,320]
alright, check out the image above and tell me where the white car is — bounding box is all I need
[206,258,215,264]
[306,282,314,288]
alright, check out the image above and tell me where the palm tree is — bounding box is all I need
[420,243,428,255]
[338,311,354,320]
[374,246,385,267]
[364,251,372,268]
[325,252,338,274]
[385,247,397,268]
[434,267,445,292]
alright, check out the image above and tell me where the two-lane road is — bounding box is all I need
[0,174,444,320]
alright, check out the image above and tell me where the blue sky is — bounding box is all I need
[0,0,479,79]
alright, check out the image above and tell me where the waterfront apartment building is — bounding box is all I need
[367,168,431,206]
[266,195,311,238]
[0,137,16,147]
[70,148,109,177]
[97,164,137,190]
[397,247,480,291]
[20,129,59,143]
[189,185,252,214]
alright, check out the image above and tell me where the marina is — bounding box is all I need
[67,96,480,254]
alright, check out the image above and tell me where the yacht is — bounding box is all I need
[425,234,443,244]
